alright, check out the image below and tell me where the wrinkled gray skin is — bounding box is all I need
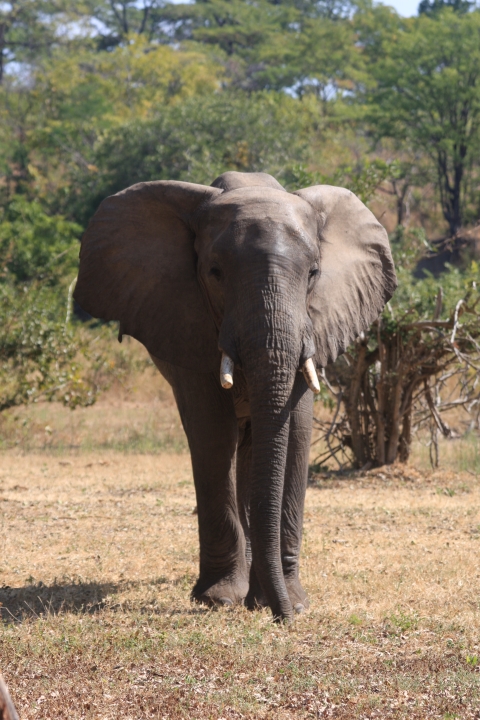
[74,171,397,622]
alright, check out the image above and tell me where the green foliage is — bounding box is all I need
[418,0,476,15]
[162,0,367,94]
[0,281,98,412]
[72,91,318,223]
[72,1,165,49]
[0,0,63,81]
[367,9,480,233]
[389,225,434,272]
[391,259,480,320]
[2,0,480,465]
[0,196,81,283]
[255,13,366,100]
[287,158,397,204]
[0,196,104,415]
[1,38,223,213]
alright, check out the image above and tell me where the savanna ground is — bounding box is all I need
[1,340,480,719]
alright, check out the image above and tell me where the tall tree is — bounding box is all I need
[156,0,365,91]
[256,15,365,103]
[418,0,476,15]
[71,0,165,49]
[367,9,480,235]
[0,0,60,83]
[70,91,318,223]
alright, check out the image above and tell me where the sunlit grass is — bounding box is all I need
[1,453,480,718]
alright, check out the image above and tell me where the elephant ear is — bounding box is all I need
[294,185,397,367]
[74,180,222,372]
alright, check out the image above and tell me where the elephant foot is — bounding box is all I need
[244,565,265,610]
[245,574,309,615]
[191,575,249,608]
[285,577,309,614]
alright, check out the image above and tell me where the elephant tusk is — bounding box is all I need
[302,357,321,394]
[220,352,234,389]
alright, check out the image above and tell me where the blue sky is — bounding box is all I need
[385,0,420,15]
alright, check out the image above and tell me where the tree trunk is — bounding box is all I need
[344,344,368,467]
[399,407,411,463]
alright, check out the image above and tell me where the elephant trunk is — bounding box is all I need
[237,286,301,620]
[219,268,317,620]
[247,364,295,621]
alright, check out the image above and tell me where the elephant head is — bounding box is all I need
[74,171,396,620]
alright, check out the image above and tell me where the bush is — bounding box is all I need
[315,258,480,469]
[0,197,107,414]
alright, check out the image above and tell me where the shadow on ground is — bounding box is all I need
[0,577,215,623]
[0,580,119,622]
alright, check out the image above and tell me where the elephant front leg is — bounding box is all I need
[191,443,249,607]
[153,358,249,607]
[281,372,313,613]
[236,417,252,570]
[169,367,249,607]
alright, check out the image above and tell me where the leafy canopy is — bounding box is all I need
[72,90,319,223]
[418,0,476,15]
[367,8,480,234]
[0,196,80,283]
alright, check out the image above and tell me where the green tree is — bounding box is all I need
[418,0,476,15]
[71,91,319,223]
[70,1,165,49]
[254,15,365,103]
[0,38,222,211]
[0,281,98,412]
[0,0,87,84]
[368,9,480,235]
[0,196,80,283]
[0,197,105,413]
[156,0,366,92]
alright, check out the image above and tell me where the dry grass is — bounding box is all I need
[1,452,480,718]
[1,343,480,718]
[0,339,186,455]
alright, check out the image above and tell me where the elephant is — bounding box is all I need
[74,171,397,622]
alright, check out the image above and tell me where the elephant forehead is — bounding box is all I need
[203,188,316,232]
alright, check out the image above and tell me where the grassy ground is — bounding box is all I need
[1,453,480,719]
[1,341,480,718]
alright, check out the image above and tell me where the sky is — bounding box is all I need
[385,0,420,15]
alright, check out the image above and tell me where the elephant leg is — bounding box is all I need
[281,372,313,612]
[152,358,249,606]
[237,419,277,612]
[236,418,252,569]
[238,418,270,611]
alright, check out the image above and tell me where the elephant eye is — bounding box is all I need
[309,268,319,281]
[209,266,222,281]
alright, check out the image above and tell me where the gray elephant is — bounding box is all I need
[74,171,397,622]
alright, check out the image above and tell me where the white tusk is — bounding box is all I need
[302,357,321,394]
[220,352,234,389]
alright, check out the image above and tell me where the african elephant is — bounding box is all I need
[74,171,397,622]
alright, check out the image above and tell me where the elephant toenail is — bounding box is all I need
[218,597,233,607]
[294,603,305,614]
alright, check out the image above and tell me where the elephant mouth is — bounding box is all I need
[219,351,320,395]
